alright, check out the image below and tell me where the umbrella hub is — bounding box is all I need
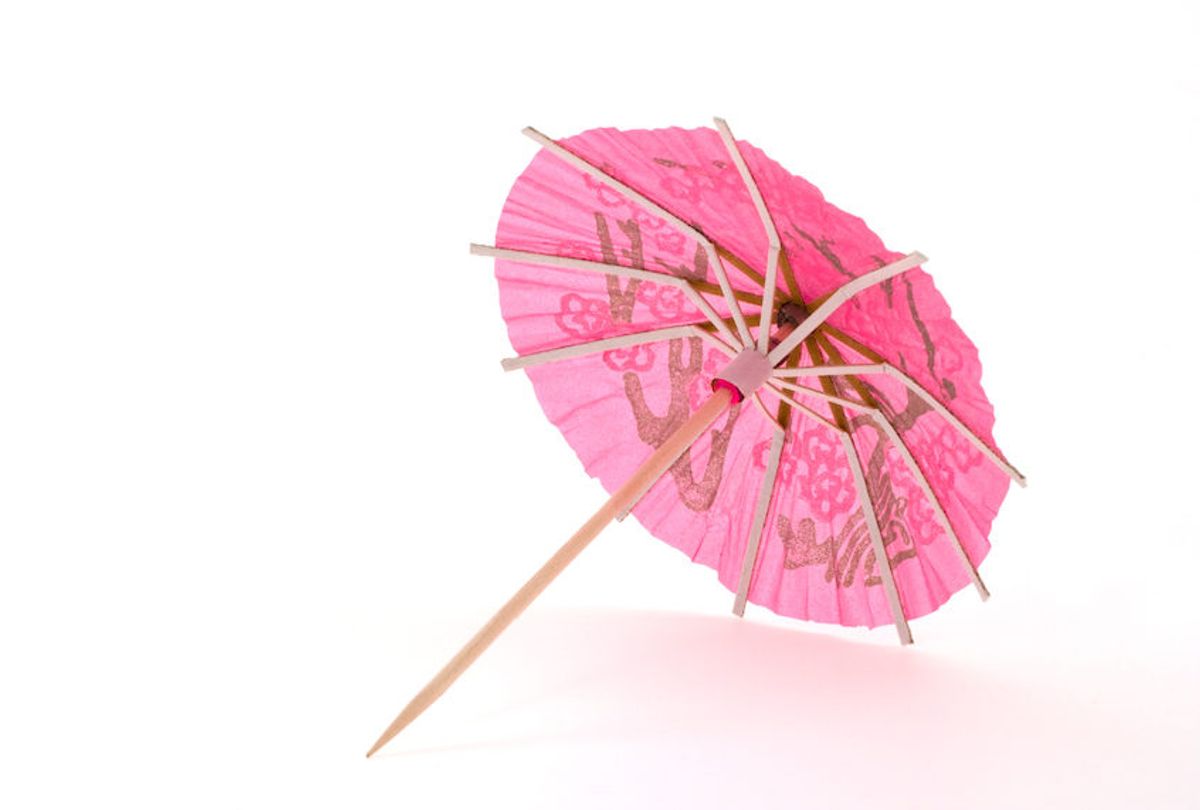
[712,300,811,403]
[712,348,772,404]
[766,299,810,353]
[775,300,810,331]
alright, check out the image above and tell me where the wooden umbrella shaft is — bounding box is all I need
[366,386,735,757]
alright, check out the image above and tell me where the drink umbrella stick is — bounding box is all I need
[366,385,736,757]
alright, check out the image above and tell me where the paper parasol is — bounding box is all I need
[367,119,1023,757]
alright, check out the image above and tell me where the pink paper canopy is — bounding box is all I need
[490,125,1014,630]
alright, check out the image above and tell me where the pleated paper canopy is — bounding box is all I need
[488,124,1020,630]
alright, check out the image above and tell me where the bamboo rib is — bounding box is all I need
[713,117,781,355]
[500,325,734,372]
[768,378,990,601]
[813,331,882,411]
[767,252,927,365]
[523,127,754,348]
[841,432,913,645]
[733,428,784,616]
[869,413,990,600]
[773,362,1025,486]
[472,243,739,347]
[757,384,842,433]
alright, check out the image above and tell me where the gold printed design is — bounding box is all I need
[593,211,740,514]
[780,511,876,587]
[653,243,708,283]
[594,212,641,324]
[779,516,833,570]
[903,275,956,400]
[888,388,932,434]
[780,417,916,587]
[793,224,957,401]
[793,227,855,279]
[623,337,741,512]
[842,373,930,436]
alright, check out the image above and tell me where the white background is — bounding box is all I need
[2,2,1198,808]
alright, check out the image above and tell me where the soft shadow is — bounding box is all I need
[376,608,1189,807]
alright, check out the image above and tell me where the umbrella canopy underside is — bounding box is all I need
[491,125,1015,631]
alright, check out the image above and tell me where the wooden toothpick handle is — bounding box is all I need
[365,387,735,757]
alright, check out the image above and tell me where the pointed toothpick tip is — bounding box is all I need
[365,730,393,759]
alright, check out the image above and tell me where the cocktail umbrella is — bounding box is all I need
[366,119,1023,757]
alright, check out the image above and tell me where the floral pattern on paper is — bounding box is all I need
[623,337,742,513]
[602,344,655,373]
[683,349,730,411]
[778,420,919,588]
[555,294,610,340]
[912,424,983,490]
[797,429,856,522]
[635,281,700,323]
